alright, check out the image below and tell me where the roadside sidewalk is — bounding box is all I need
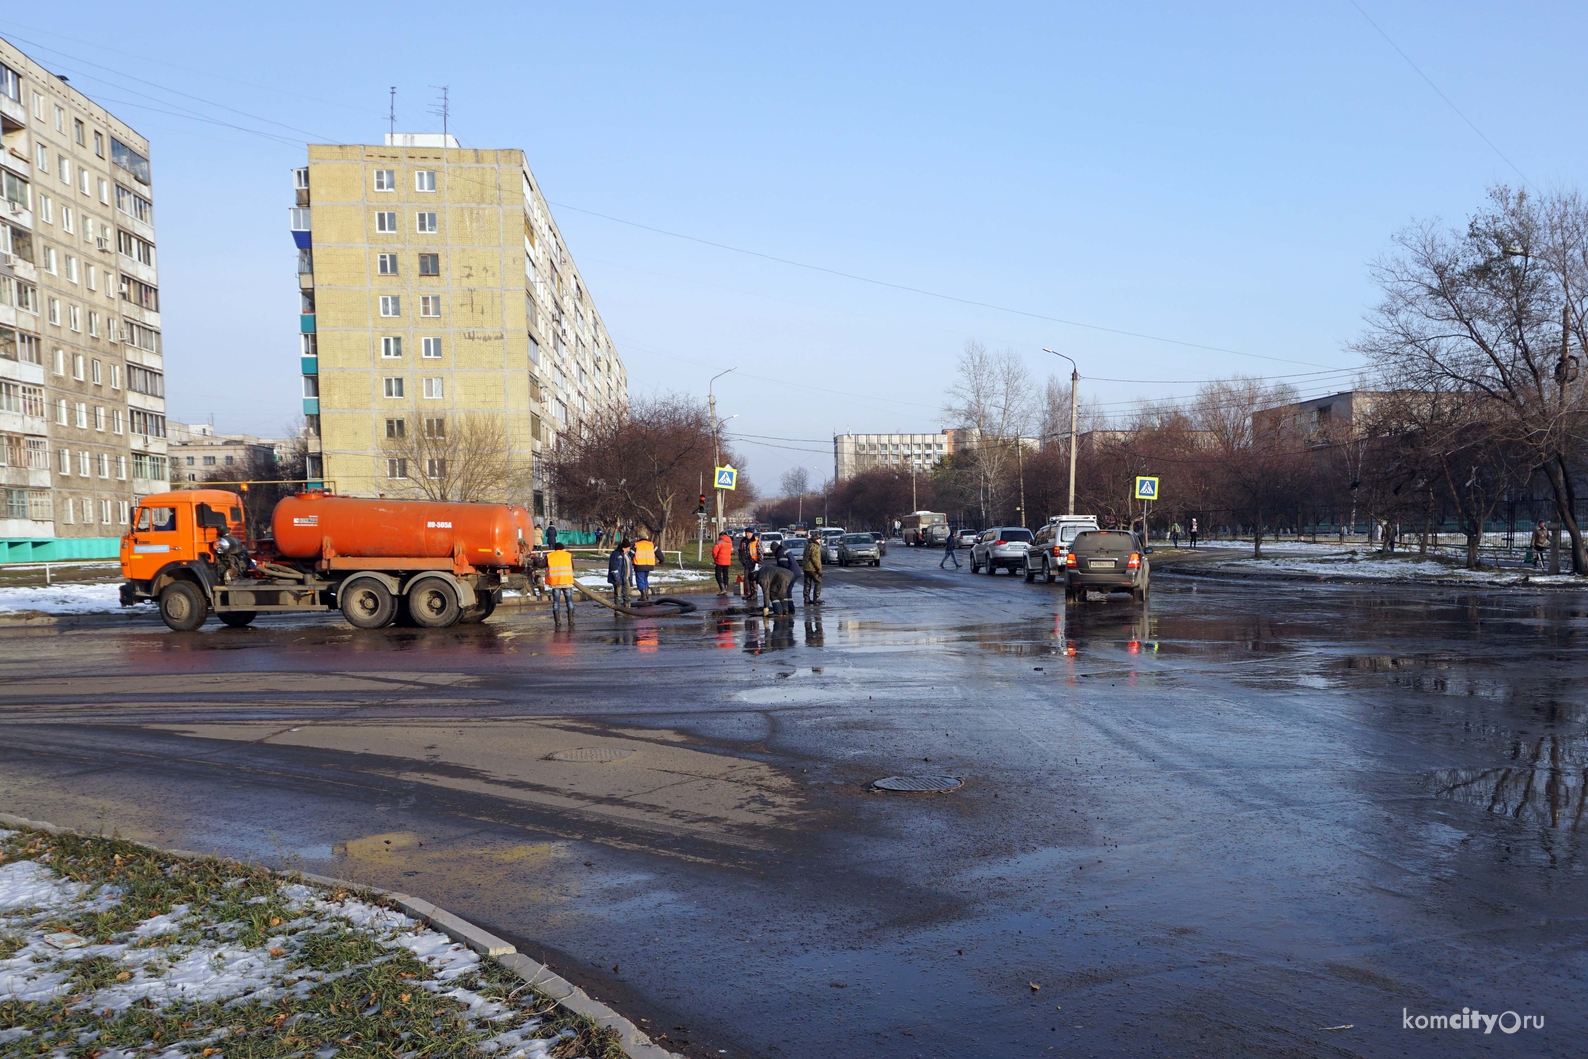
[1156,544,1585,588]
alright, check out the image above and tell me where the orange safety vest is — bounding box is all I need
[748,539,760,560]
[712,539,733,565]
[633,540,657,567]
[545,549,574,587]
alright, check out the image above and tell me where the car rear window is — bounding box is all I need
[844,534,870,544]
[999,529,1033,542]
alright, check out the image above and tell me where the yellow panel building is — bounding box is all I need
[292,133,626,512]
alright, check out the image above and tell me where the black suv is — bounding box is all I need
[1065,529,1150,603]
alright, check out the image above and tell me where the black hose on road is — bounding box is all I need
[571,582,698,616]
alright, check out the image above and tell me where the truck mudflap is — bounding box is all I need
[119,582,141,607]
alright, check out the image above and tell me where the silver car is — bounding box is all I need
[838,532,881,567]
[969,527,1035,575]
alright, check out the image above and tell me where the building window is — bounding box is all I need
[119,500,129,524]
[47,298,60,326]
[78,450,90,476]
[423,416,445,438]
[88,312,100,338]
[94,407,105,432]
[110,364,122,389]
[118,186,154,223]
[422,377,444,400]
[36,143,47,173]
[76,403,88,429]
[97,453,109,478]
[421,336,442,359]
[381,336,402,358]
[386,457,408,479]
[385,418,406,439]
[42,247,56,274]
[95,132,105,158]
[0,62,16,103]
[202,455,216,467]
[73,353,85,381]
[377,253,399,275]
[383,377,405,398]
[68,306,81,332]
[379,295,401,317]
[376,211,397,233]
[300,334,317,358]
[374,169,395,192]
[112,409,123,434]
[418,253,440,276]
[419,295,441,318]
[425,457,446,479]
[58,447,70,474]
[415,170,436,192]
[302,376,318,398]
[415,212,437,234]
[61,205,73,234]
[65,256,78,283]
[55,398,68,425]
[117,456,127,481]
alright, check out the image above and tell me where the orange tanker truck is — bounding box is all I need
[120,489,535,631]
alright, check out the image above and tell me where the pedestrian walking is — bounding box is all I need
[1189,517,1199,549]
[632,534,658,602]
[545,523,558,548]
[801,532,824,603]
[940,530,961,569]
[545,542,575,623]
[607,538,632,606]
[1530,521,1549,568]
[532,522,544,549]
[1171,522,1181,548]
[712,532,734,593]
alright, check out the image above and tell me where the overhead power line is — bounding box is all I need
[556,201,1341,369]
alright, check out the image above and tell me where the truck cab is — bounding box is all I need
[121,490,253,629]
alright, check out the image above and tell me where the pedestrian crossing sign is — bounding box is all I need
[1135,476,1159,500]
[715,465,738,491]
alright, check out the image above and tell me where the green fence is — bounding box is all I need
[0,537,121,564]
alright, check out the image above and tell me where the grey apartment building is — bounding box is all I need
[0,36,167,561]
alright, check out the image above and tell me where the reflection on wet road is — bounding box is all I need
[2,549,1586,1056]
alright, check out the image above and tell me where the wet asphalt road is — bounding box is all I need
[2,549,1586,1057]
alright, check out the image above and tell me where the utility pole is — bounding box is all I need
[1016,437,1026,528]
[1044,349,1081,515]
[708,368,736,537]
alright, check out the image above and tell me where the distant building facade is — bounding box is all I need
[0,36,167,560]
[1252,391,1381,445]
[834,429,971,482]
[167,422,279,484]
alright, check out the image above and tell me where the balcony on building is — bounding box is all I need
[289,206,311,250]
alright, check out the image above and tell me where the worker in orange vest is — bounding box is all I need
[711,532,734,593]
[632,534,658,602]
[545,542,575,623]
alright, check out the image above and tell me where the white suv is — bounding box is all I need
[1023,516,1100,583]
[970,527,1035,575]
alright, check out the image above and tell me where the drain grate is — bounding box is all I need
[548,747,635,763]
[871,775,963,793]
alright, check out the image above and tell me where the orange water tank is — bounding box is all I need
[271,493,530,566]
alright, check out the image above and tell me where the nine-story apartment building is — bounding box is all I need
[0,36,167,559]
[292,133,626,512]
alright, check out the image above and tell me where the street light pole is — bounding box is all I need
[1044,349,1080,516]
[708,368,736,536]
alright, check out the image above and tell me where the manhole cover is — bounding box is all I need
[871,775,963,793]
[548,747,635,763]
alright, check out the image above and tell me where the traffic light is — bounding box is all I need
[696,493,707,514]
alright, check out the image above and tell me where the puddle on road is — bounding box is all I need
[1427,734,1588,831]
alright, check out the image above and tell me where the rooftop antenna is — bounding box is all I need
[388,87,396,137]
[428,85,450,140]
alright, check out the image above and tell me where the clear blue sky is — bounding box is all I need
[6,2,1582,487]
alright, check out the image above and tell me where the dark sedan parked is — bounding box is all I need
[1065,529,1150,603]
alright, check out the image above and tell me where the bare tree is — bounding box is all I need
[379,412,532,503]
[943,340,1035,525]
[1357,186,1588,572]
[1193,377,1306,557]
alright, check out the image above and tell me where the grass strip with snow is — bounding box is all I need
[0,826,621,1058]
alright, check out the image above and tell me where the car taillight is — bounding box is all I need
[995,540,1006,546]
[1127,553,1141,569]
[1052,545,1062,557]
[1066,552,1077,567]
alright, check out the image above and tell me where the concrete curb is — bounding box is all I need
[0,812,680,1059]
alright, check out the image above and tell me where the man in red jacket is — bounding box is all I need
[711,532,733,594]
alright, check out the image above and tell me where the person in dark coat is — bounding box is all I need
[753,563,796,616]
[607,538,632,606]
[546,523,559,548]
[738,531,760,599]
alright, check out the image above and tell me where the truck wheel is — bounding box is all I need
[341,578,396,629]
[218,611,257,628]
[458,589,498,624]
[158,582,208,632]
[408,577,461,628]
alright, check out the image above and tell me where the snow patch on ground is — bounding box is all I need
[0,582,144,615]
[1199,550,1584,585]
